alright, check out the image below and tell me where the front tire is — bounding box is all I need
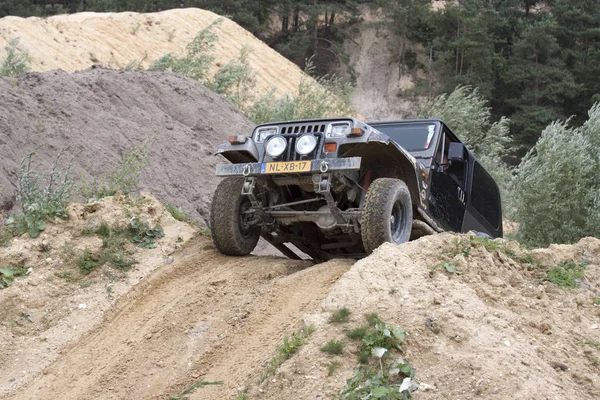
[210,177,260,256]
[361,178,413,253]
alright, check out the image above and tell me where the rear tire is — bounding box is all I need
[210,177,260,256]
[361,178,413,253]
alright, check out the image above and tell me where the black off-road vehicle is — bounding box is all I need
[210,118,502,261]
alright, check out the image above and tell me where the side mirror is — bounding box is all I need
[448,142,465,163]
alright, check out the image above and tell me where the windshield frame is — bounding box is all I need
[368,120,441,159]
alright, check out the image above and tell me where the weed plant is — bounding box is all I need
[77,219,162,274]
[83,137,153,200]
[0,266,26,288]
[15,148,80,238]
[329,307,351,323]
[341,314,415,399]
[545,260,586,288]
[247,58,354,124]
[321,339,345,355]
[258,325,315,383]
[168,380,223,400]
[151,19,222,82]
[0,38,31,77]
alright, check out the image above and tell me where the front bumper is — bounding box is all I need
[216,157,362,177]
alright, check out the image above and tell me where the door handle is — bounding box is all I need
[457,187,465,204]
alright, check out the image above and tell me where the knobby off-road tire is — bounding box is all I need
[210,177,260,256]
[360,178,413,253]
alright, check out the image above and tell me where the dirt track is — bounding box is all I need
[6,236,352,400]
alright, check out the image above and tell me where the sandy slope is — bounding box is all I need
[0,8,308,99]
[2,235,352,399]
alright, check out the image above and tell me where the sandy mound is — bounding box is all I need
[245,234,600,399]
[0,68,253,224]
[0,193,197,394]
[0,8,309,99]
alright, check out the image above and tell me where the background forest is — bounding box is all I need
[2,0,599,159]
[1,0,599,246]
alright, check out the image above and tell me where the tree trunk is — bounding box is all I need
[534,50,539,106]
[294,6,300,32]
[312,0,319,57]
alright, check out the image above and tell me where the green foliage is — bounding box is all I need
[0,215,12,247]
[78,222,146,274]
[168,381,223,400]
[0,266,26,288]
[207,46,256,107]
[0,38,31,77]
[329,307,351,323]
[512,103,600,246]
[15,148,80,238]
[78,248,102,274]
[442,262,456,273]
[418,86,514,214]
[165,203,189,222]
[321,339,345,355]
[545,260,586,288]
[341,314,415,400]
[593,298,600,306]
[345,325,368,340]
[247,58,355,124]
[84,136,152,199]
[328,361,341,376]
[150,19,222,82]
[128,216,164,249]
[259,325,315,383]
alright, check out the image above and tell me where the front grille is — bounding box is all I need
[270,122,327,161]
[278,132,325,161]
[280,123,327,135]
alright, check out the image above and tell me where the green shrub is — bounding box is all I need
[0,38,31,77]
[321,339,345,355]
[329,307,351,323]
[16,148,80,238]
[247,62,355,124]
[83,136,152,199]
[512,104,600,246]
[545,260,586,288]
[207,46,255,107]
[419,86,514,215]
[150,19,222,82]
[128,216,164,249]
[341,315,415,399]
[0,266,26,288]
[78,248,102,274]
[345,325,368,340]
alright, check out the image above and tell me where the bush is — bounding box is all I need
[512,103,600,246]
[247,58,355,124]
[83,136,152,199]
[418,86,514,214]
[15,148,80,238]
[207,46,256,107]
[321,339,345,355]
[150,19,222,83]
[0,38,31,77]
[329,307,351,323]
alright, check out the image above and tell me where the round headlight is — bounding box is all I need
[295,134,317,155]
[265,136,287,158]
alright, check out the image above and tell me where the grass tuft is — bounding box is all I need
[545,260,585,288]
[321,339,345,355]
[329,307,351,323]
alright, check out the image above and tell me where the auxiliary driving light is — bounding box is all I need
[265,136,287,158]
[295,134,317,155]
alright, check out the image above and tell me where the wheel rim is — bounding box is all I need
[390,199,404,243]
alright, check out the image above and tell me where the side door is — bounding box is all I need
[428,127,467,232]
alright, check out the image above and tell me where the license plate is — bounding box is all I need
[261,161,311,174]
